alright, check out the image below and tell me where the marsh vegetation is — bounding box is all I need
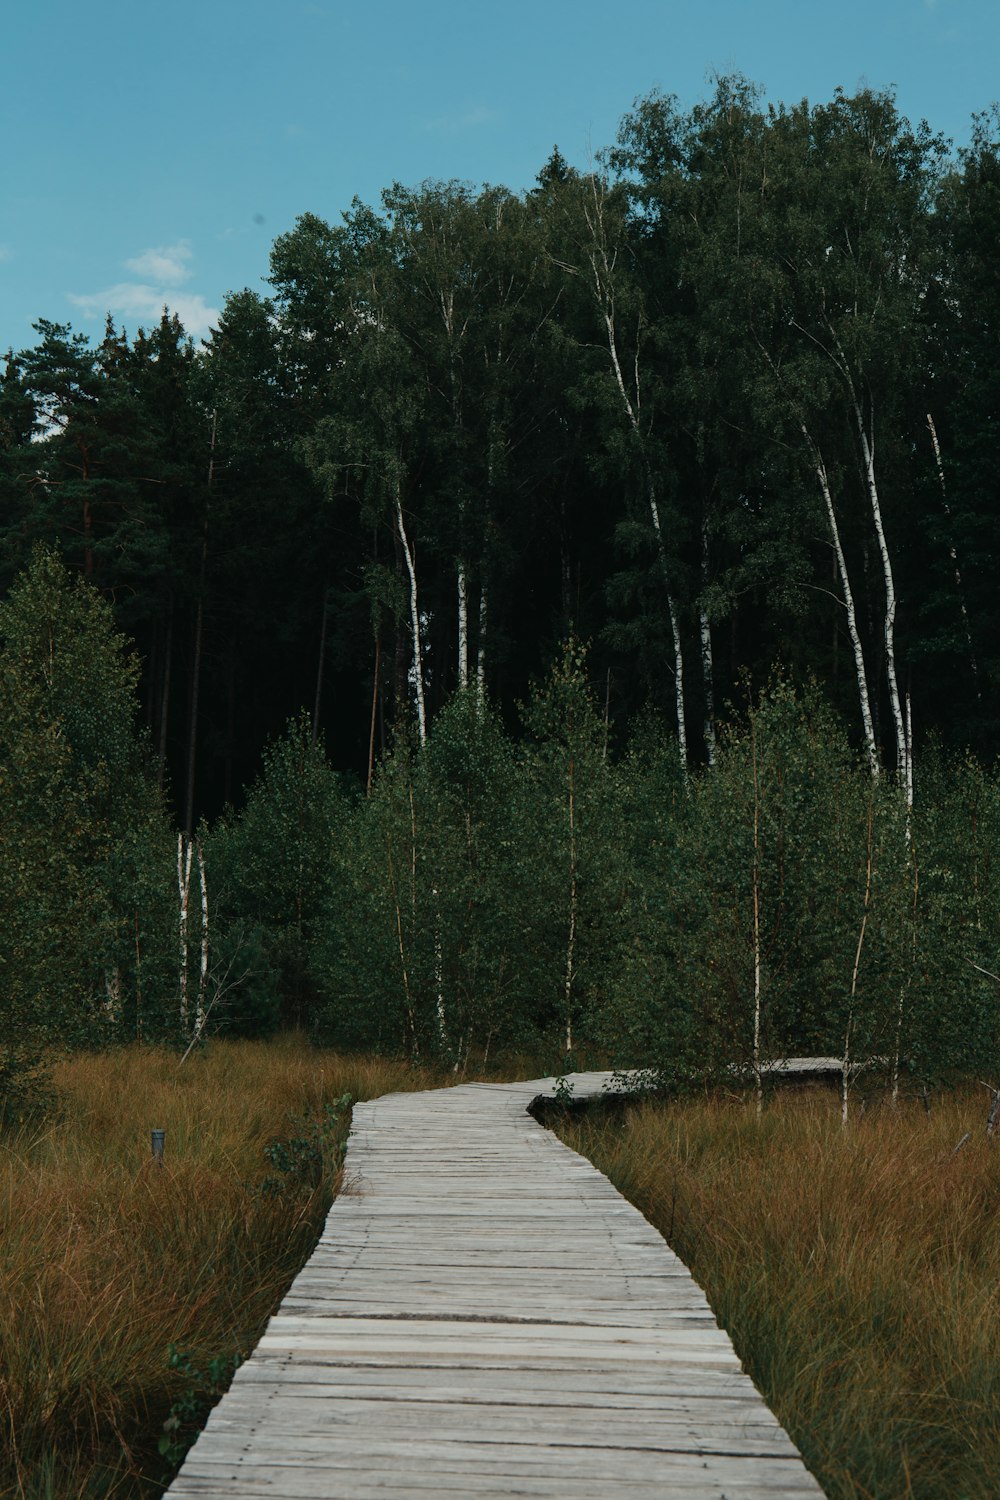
[556,1086,1000,1500]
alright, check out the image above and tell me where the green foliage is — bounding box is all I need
[206,712,346,1032]
[323,691,543,1059]
[323,651,632,1065]
[520,641,630,1052]
[599,681,1000,1094]
[158,1344,242,1470]
[305,657,1000,1093]
[0,548,174,1110]
[552,1072,576,1107]
[607,684,883,1085]
[901,748,1000,1081]
[258,1093,352,1196]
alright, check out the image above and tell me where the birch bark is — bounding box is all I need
[312,587,329,744]
[395,483,427,744]
[177,833,193,1033]
[563,753,577,1057]
[852,397,906,776]
[700,515,717,767]
[805,428,879,780]
[385,833,417,1059]
[476,585,487,696]
[842,797,874,1125]
[457,563,469,690]
[926,412,980,698]
[432,884,448,1053]
[751,719,763,1117]
[581,179,688,777]
[196,839,208,1035]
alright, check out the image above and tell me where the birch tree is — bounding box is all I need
[758,90,946,779]
[549,170,690,775]
[372,182,563,702]
[522,643,629,1059]
[278,207,434,742]
[921,114,1000,744]
[611,80,822,770]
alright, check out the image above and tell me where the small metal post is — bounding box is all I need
[151,1129,165,1166]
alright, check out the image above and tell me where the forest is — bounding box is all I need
[2,76,1000,1105]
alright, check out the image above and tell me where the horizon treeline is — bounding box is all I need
[1,77,998,823]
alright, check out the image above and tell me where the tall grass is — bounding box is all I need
[0,1037,445,1499]
[556,1087,1000,1500]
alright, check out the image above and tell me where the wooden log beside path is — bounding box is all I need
[168,1072,824,1498]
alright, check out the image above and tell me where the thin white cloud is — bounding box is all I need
[69,240,219,337]
[0,244,12,263]
[158,292,219,336]
[124,241,193,286]
[68,282,219,337]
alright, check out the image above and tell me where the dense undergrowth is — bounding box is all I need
[0,1038,448,1499]
[555,1085,1000,1500]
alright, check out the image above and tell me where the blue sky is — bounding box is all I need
[2,0,995,353]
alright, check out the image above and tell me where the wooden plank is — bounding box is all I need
[167,1072,824,1498]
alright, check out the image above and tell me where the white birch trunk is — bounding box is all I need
[395,485,427,745]
[611,349,688,774]
[700,515,716,768]
[133,911,143,1039]
[661,530,688,776]
[843,799,874,1125]
[807,432,880,781]
[926,413,980,698]
[177,833,193,1033]
[564,754,577,1058]
[384,834,417,1060]
[457,563,469,690]
[904,691,914,819]
[583,181,687,776]
[853,401,906,776]
[104,966,122,1025]
[751,721,763,1117]
[197,839,209,1035]
[893,852,917,1110]
[476,585,487,696]
[432,885,448,1053]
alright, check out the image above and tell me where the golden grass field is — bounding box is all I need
[0,1038,447,1498]
[556,1085,1000,1500]
[5,1044,1000,1499]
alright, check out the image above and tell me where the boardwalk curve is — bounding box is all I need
[168,1072,824,1498]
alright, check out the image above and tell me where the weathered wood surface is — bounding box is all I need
[168,1073,824,1498]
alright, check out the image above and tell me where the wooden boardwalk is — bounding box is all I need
[168,1073,824,1498]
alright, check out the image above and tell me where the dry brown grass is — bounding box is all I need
[556,1085,1000,1500]
[0,1037,447,1499]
